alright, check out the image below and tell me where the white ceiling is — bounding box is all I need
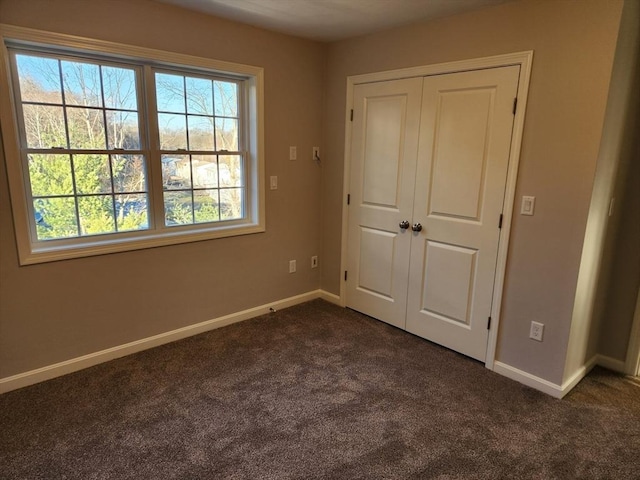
[156,0,514,42]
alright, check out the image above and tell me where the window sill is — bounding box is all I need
[21,222,266,265]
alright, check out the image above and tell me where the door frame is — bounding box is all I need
[624,287,640,375]
[339,51,534,370]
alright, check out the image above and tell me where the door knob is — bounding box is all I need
[399,220,410,230]
[412,223,423,232]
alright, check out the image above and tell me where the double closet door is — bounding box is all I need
[346,66,519,362]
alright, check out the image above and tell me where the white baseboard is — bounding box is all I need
[319,289,341,305]
[596,354,626,373]
[493,361,564,398]
[0,289,326,394]
[560,354,599,397]
[499,354,628,400]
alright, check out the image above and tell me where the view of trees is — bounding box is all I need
[17,54,148,240]
[155,72,243,225]
[16,53,244,241]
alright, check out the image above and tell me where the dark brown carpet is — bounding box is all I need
[1,299,639,479]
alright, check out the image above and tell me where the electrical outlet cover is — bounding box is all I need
[529,321,544,341]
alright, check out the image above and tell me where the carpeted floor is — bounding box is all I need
[1,299,639,479]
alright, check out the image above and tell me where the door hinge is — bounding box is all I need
[498,213,503,229]
[487,316,492,330]
[513,98,518,115]
[350,109,354,121]
[347,194,351,205]
[344,270,348,281]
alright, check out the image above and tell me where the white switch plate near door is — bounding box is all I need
[521,195,535,215]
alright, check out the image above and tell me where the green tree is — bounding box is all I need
[18,55,148,240]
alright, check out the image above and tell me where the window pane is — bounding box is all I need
[67,107,106,149]
[23,104,67,148]
[16,54,63,104]
[214,81,238,117]
[78,195,115,235]
[215,117,238,151]
[155,73,185,113]
[188,115,214,151]
[116,194,149,231]
[33,197,78,240]
[186,77,213,115]
[73,154,111,194]
[107,110,140,149]
[192,155,218,188]
[102,66,137,110]
[158,113,187,150]
[220,188,243,220]
[218,155,243,187]
[194,189,219,223]
[162,155,191,190]
[61,60,102,107]
[112,155,147,193]
[28,154,74,196]
[164,191,193,226]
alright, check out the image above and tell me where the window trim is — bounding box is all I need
[0,24,265,265]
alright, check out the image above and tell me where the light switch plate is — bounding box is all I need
[521,195,535,215]
[289,146,297,161]
[270,176,278,190]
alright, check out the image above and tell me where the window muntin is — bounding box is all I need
[154,71,244,226]
[14,52,149,240]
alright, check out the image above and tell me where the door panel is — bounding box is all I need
[421,241,477,325]
[358,227,396,299]
[406,66,520,361]
[362,97,405,207]
[429,89,494,220]
[346,78,423,328]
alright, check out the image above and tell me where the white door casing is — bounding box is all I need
[345,78,423,328]
[405,66,520,362]
[340,52,533,369]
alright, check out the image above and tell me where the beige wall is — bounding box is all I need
[566,0,640,378]
[0,0,325,378]
[322,0,623,384]
[594,0,640,362]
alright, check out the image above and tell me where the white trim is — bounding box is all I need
[485,52,534,369]
[560,354,599,397]
[624,287,640,375]
[0,24,265,265]
[597,353,627,373]
[495,355,602,399]
[0,290,324,394]
[494,361,564,398]
[339,51,534,368]
[348,51,535,86]
[338,80,353,308]
[320,289,342,305]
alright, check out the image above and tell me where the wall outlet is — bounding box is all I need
[529,321,544,341]
[289,260,296,273]
[289,146,297,161]
[311,255,318,268]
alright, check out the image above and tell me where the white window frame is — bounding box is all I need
[0,25,265,265]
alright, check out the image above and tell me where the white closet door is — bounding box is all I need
[406,66,520,361]
[346,78,423,328]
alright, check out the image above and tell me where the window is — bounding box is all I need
[155,71,244,226]
[0,26,264,264]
